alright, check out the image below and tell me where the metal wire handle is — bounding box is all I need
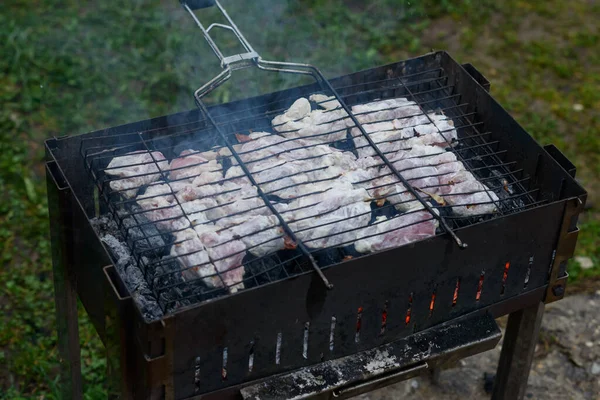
[180,0,320,101]
[179,0,467,263]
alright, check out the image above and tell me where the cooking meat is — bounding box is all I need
[272,97,351,143]
[220,215,285,257]
[438,170,499,216]
[354,211,437,253]
[107,93,506,301]
[352,112,458,158]
[137,182,189,231]
[169,149,222,181]
[105,150,168,198]
[309,94,341,110]
[171,229,219,286]
[290,201,371,249]
[194,224,246,293]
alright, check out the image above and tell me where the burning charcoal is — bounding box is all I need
[369,200,399,223]
[311,247,346,268]
[243,253,287,287]
[119,208,169,257]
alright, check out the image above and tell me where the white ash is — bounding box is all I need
[91,216,164,321]
[364,349,399,375]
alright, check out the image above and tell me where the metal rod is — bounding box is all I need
[195,98,334,290]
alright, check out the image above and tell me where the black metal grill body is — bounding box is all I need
[46,52,586,399]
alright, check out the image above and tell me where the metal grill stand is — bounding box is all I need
[46,1,586,399]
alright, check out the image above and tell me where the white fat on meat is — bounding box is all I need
[281,182,370,222]
[136,182,190,232]
[169,150,221,181]
[105,150,168,198]
[181,198,221,224]
[438,170,499,216]
[309,94,341,110]
[290,201,371,249]
[253,152,357,198]
[219,215,285,257]
[352,112,458,158]
[171,229,219,286]
[354,211,437,253]
[272,97,351,143]
[193,224,246,292]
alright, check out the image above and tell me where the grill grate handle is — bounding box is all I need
[179,0,467,277]
[180,0,319,100]
[182,0,216,9]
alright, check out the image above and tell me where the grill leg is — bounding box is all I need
[48,167,83,400]
[53,258,83,400]
[492,302,544,400]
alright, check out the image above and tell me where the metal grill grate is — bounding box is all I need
[81,65,541,314]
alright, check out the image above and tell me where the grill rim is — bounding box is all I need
[44,51,587,397]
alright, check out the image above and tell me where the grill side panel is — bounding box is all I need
[45,51,587,398]
[171,201,565,397]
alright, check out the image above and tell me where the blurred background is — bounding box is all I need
[0,0,598,398]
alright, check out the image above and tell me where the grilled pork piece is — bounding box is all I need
[171,226,246,293]
[169,150,222,181]
[354,211,438,253]
[352,113,458,158]
[171,229,218,285]
[137,182,190,231]
[194,224,246,293]
[219,215,285,257]
[309,93,341,110]
[290,201,372,249]
[350,144,498,216]
[105,150,168,198]
[438,170,498,215]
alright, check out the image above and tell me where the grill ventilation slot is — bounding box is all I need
[329,316,336,352]
[355,307,363,343]
[302,322,310,359]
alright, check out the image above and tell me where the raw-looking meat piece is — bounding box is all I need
[354,211,437,253]
[199,149,219,161]
[254,152,357,198]
[219,196,267,218]
[193,224,246,293]
[290,201,371,249]
[272,98,351,143]
[352,112,458,158]
[171,229,219,286]
[352,145,460,211]
[309,94,341,110]
[106,150,168,198]
[438,170,499,216]
[281,182,370,221]
[137,183,189,232]
[221,215,285,257]
[190,169,223,186]
[235,134,291,163]
[181,198,222,224]
[272,98,418,145]
[272,97,312,126]
[169,150,211,181]
[352,98,421,125]
[175,180,240,203]
[276,143,336,163]
[440,180,498,216]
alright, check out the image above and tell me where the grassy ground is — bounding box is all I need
[0,0,598,398]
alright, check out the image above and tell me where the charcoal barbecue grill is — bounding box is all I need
[46,1,587,399]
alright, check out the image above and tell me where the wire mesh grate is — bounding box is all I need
[81,64,540,314]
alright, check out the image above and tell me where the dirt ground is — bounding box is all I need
[359,292,600,399]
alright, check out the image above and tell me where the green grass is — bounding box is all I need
[1,0,598,397]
